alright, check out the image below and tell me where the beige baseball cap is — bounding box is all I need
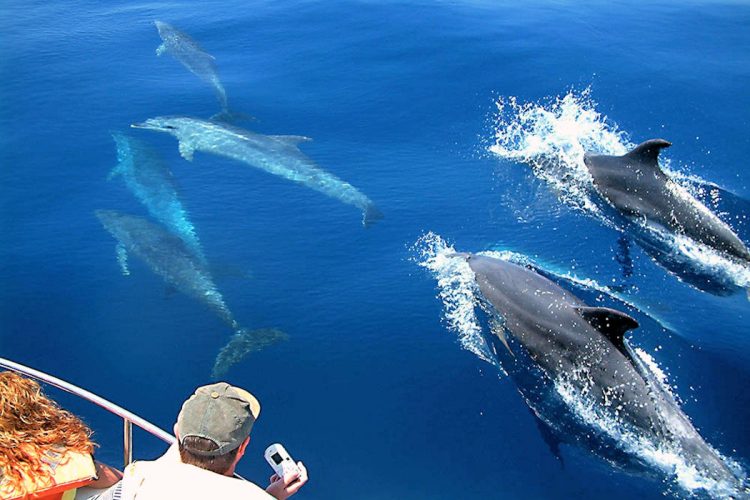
[176,382,261,456]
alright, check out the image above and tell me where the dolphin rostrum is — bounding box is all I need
[154,21,228,115]
[584,139,750,262]
[96,210,285,356]
[131,116,383,226]
[108,132,206,265]
[461,253,743,495]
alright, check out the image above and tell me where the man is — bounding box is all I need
[98,382,308,499]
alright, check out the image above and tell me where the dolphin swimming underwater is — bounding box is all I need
[584,139,750,263]
[97,210,285,368]
[108,132,206,264]
[154,21,228,115]
[131,116,383,226]
[96,209,238,328]
[458,253,743,495]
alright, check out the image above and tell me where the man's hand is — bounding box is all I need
[265,462,308,500]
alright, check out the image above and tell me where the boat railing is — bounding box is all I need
[0,357,173,468]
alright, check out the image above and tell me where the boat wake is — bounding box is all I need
[413,232,746,498]
[488,88,750,293]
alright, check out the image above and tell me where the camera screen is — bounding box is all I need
[271,452,283,465]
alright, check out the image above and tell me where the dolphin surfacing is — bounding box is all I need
[154,21,228,114]
[584,139,750,262]
[462,253,742,494]
[131,116,383,226]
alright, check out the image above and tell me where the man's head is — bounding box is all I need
[175,382,261,476]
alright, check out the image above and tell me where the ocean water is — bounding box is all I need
[2,1,750,498]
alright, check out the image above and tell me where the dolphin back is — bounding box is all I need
[585,139,750,262]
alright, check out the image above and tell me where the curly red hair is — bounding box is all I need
[0,371,96,495]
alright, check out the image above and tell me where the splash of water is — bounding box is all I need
[660,230,750,289]
[413,232,496,366]
[555,371,743,498]
[633,347,677,400]
[489,88,629,216]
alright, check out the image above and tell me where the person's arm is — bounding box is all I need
[88,461,123,488]
[265,462,308,500]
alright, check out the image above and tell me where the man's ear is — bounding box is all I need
[173,423,179,437]
[237,436,250,456]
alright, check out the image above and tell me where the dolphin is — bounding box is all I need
[154,21,228,115]
[96,209,240,329]
[97,210,285,368]
[584,139,750,263]
[131,116,384,226]
[460,253,743,494]
[108,132,206,265]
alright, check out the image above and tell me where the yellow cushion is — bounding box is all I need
[1,450,96,500]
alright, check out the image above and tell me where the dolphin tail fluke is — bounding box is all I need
[210,327,288,379]
[363,203,384,227]
[239,327,288,348]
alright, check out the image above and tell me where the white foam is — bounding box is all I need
[654,227,750,289]
[554,374,741,498]
[489,88,628,216]
[633,347,677,400]
[413,232,497,366]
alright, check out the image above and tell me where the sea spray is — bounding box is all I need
[489,88,628,216]
[413,232,496,366]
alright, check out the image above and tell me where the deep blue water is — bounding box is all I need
[2,1,750,498]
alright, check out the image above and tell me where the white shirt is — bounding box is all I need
[118,445,273,500]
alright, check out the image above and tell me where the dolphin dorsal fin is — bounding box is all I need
[270,135,313,146]
[576,306,639,354]
[624,139,671,166]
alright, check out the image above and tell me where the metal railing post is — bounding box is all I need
[124,419,133,467]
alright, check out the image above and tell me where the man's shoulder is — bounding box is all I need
[125,459,272,499]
